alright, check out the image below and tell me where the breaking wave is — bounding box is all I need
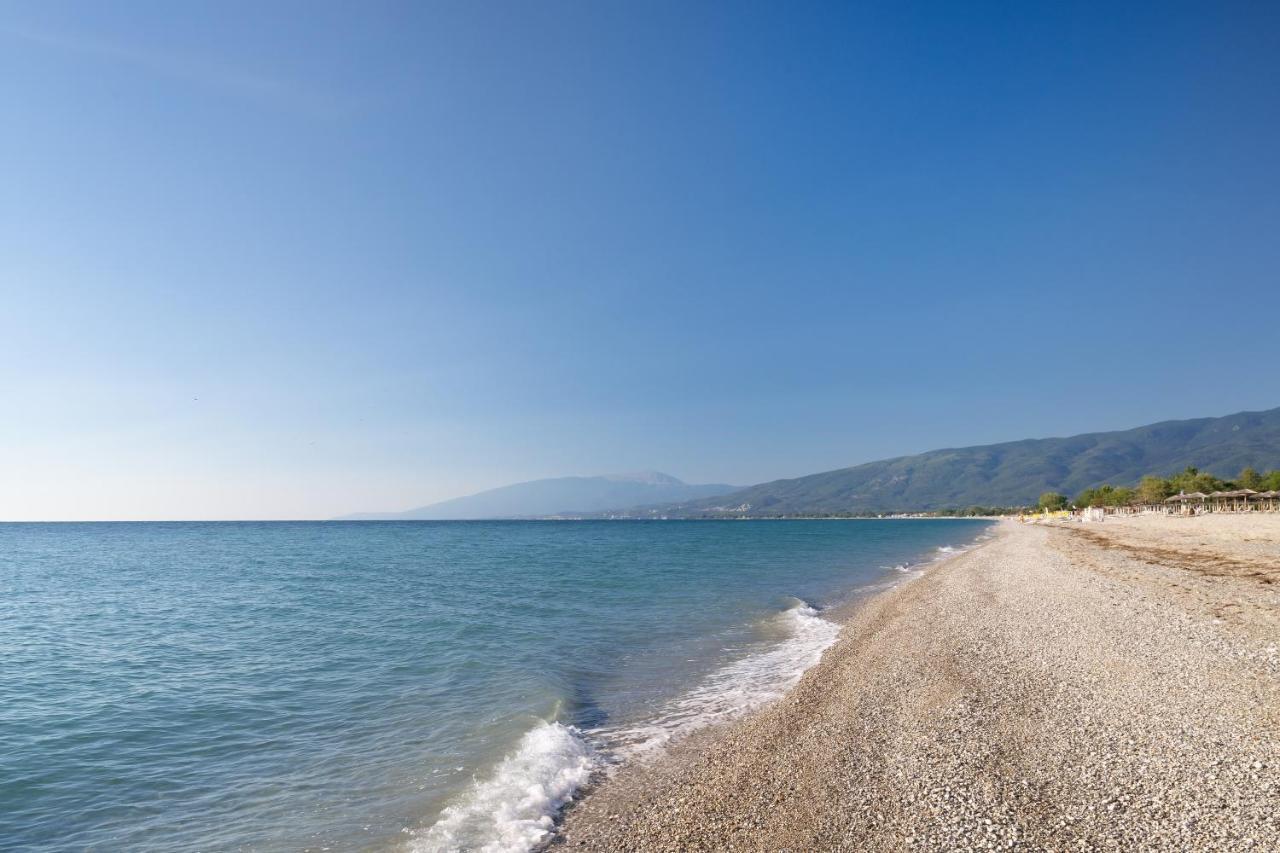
[409,722,596,853]
[410,600,841,851]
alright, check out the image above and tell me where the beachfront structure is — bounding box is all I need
[1162,491,1208,515]
[1207,489,1258,512]
[1244,489,1274,507]
[1167,489,1280,513]
[1084,488,1280,517]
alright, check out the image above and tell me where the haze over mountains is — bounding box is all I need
[339,472,737,520]
[341,408,1280,520]
[652,407,1280,517]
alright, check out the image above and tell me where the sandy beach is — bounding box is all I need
[553,515,1280,851]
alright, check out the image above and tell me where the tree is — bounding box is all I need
[1168,467,1226,495]
[1075,484,1105,504]
[1266,470,1280,491]
[1109,486,1136,506]
[1038,492,1068,511]
[1238,467,1263,490]
[1137,475,1173,503]
[1075,484,1137,508]
[1076,486,1111,507]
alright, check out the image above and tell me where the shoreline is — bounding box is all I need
[412,522,994,852]
[550,515,1280,850]
[527,526,998,848]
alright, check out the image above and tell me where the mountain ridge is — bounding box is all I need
[638,407,1280,516]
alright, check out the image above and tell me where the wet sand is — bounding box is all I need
[553,516,1279,851]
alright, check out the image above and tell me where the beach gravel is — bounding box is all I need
[551,515,1280,851]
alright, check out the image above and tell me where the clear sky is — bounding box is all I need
[2,1,1278,520]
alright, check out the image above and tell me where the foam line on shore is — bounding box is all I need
[411,525,995,852]
[410,600,842,852]
[598,599,842,759]
[409,722,596,853]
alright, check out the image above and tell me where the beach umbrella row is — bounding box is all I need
[1115,489,1280,514]
[1253,490,1280,511]
[1159,489,1280,512]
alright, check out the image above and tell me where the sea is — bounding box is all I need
[0,518,991,852]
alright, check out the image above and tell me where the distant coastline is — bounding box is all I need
[335,407,1280,524]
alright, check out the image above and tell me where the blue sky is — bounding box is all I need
[2,1,1278,519]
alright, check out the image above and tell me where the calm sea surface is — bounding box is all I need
[0,519,990,851]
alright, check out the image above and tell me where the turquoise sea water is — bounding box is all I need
[1,519,990,851]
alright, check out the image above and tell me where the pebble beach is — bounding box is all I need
[552,515,1280,851]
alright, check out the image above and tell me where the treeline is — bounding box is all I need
[933,506,1025,517]
[1037,466,1280,510]
[680,507,1020,518]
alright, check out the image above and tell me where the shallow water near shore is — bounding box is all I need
[0,519,990,852]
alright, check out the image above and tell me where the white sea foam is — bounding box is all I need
[410,721,596,853]
[599,600,842,758]
[412,601,842,851]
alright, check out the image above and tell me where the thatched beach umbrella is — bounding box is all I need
[1164,491,1207,514]
[1251,490,1279,511]
[1209,489,1257,512]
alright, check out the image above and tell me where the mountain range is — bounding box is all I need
[340,407,1280,520]
[650,407,1280,516]
[337,471,738,520]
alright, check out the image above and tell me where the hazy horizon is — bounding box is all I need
[4,2,1279,520]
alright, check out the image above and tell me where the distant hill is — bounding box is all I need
[653,407,1280,516]
[338,471,738,520]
